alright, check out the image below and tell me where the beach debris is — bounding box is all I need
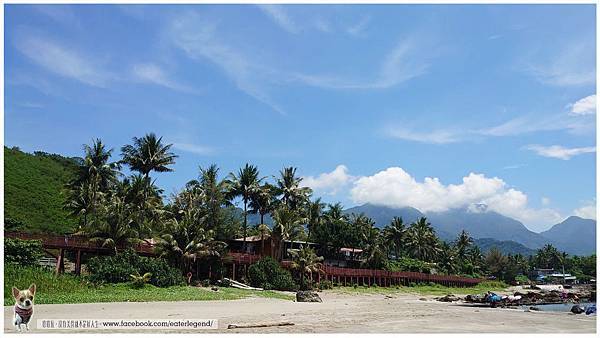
[465,294,486,303]
[585,305,596,315]
[571,305,585,314]
[436,294,461,302]
[296,291,322,303]
[419,298,428,301]
[223,278,263,291]
[529,306,540,311]
[227,322,295,329]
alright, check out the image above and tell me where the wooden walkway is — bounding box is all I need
[6,231,482,287]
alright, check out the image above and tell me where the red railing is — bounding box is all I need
[321,266,481,285]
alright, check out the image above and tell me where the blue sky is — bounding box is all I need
[4,4,596,231]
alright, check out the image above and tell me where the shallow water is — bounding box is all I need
[522,302,596,312]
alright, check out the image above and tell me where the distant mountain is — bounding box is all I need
[426,208,549,249]
[342,203,596,255]
[473,238,537,256]
[344,203,424,227]
[541,216,596,256]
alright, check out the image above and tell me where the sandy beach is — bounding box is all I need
[4,290,596,333]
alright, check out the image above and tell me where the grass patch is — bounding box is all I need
[332,281,509,296]
[5,265,293,305]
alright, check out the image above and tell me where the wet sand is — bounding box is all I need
[4,290,596,333]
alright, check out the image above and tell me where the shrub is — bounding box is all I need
[318,280,333,290]
[4,238,44,265]
[385,257,434,273]
[247,257,297,291]
[87,249,184,287]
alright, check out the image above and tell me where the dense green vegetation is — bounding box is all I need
[4,238,44,265]
[4,265,292,305]
[86,249,184,287]
[247,256,297,291]
[4,146,79,234]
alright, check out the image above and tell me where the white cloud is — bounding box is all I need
[257,5,299,34]
[301,165,355,195]
[132,63,194,93]
[570,94,596,116]
[14,33,113,87]
[385,127,463,144]
[525,144,596,160]
[32,5,81,26]
[172,142,214,155]
[574,201,596,220]
[350,167,563,228]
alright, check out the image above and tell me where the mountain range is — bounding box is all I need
[345,203,596,256]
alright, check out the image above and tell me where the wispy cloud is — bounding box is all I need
[569,94,596,116]
[13,31,114,87]
[385,126,463,144]
[32,5,81,26]
[168,12,286,114]
[525,39,595,86]
[172,142,215,155]
[293,38,430,90]
[132,63,196,93]
[257,5,299,34]
[346,15,371,37]
[525,144,596,160]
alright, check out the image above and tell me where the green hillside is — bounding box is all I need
[4,146,80,234]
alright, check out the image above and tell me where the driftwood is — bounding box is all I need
[227,322,295,329]
[222,278,264,291]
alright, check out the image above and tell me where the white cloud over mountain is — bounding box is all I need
[303,165,565,228]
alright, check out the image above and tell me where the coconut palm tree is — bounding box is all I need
[438,241,458,275]
[272,206,307,261]
[66,139,120,227]
[195,164,230,231]
[288,245,324,290]
[249,183,277,225]
[86,193,139,254]
[306,198,325,240]
[226,164,262,251]
[455,230,473,262]
[120,133,177,180]
[257,223,271,256]
[382,217,406,259]
[405,217,440,262]
[276,167,311,211]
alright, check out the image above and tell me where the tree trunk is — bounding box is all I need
[242,200,248,252]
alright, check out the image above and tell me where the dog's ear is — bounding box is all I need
[28,284,36,295]
[12,287,20,299]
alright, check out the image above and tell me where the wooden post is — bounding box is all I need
[74,250,82,276]
[55,249,65,274]
[232,263,236,281]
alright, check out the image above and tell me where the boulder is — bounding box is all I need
[465,294,486,303]
[437,294,461,302]
[296,291,322,303]
[529,306,541,311]
[571,305,585,314]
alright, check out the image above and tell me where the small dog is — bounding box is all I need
[12,284,36,332]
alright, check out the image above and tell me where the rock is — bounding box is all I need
[571,305,585,314]
[211,286,219,292]
[419,298,428,301]
[529,306,541,311]
[465,294,486,303]
[296,291,322,303]
[437,294,461,302]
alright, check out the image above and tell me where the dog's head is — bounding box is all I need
[12,284,36,308]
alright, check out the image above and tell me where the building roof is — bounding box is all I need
[232,235,270,242]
